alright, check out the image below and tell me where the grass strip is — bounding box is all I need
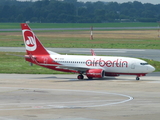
[0,30,160,49]
[0,52,67,74]
[0,22,159,29]
[0,52,159,74]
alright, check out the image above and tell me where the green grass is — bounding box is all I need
[0,22,159,29]
[0,52,159,74]
[41,38,160,49]
[0,22,160,49]
[1,37,159,49]
[0,31,160,49]
[0,52,67,74]
[142,59,160,72]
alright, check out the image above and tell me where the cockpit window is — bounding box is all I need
[140,63,148,65]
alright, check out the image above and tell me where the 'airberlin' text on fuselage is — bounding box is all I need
[86,58,128,67]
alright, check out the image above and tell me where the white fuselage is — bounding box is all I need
[50,55,155,74]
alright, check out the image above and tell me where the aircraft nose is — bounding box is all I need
[148,65,155,73]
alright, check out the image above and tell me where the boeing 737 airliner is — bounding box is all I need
[21,23,155,80]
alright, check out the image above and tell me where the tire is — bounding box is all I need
[77,75,84,79]
[136,77,140,80]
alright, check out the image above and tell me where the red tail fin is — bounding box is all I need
[21,23,49,55]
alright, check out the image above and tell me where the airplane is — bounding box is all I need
[21,23,155,80]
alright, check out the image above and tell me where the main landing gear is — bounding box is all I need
[77,74,93,80]
[77,74,84,80]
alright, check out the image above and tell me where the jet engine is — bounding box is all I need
[86,69,105,78]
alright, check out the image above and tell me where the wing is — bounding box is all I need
[56,65,88,72]
[56,65,104,72]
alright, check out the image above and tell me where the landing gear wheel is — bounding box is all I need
[77,74,84,80]
[136,76,140,80]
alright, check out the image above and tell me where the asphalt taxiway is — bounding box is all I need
[0,73,160,120]
[1,47,160,61]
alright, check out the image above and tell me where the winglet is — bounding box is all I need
[91,49,96,56]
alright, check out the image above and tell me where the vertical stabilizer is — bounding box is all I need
[21,23,49,55]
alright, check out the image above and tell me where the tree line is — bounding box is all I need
[0,0,160,23]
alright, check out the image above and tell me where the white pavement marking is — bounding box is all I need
[91,49,145,52]
[148,81,160,83]
[0,87,133,110]
[71,49,145,53]
[0,117,16,120]
[71,50,126,53]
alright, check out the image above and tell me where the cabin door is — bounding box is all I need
[131,62,135,69]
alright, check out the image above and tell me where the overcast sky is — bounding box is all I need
[19,0,160,4]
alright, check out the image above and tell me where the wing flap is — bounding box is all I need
[56,66,88,72]
[56,65,104,72]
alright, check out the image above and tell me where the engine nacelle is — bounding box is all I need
[86,69,105,78]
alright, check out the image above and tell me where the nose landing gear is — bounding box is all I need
[136,74,146,80]
[136,76,140,80]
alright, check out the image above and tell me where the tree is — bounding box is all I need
[0,0,160,23]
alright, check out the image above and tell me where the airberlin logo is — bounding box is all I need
[86,58,128,67]
[26,36,35,47]
[23,30,37,51]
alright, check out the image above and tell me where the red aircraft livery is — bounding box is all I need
[21,23,155,80]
